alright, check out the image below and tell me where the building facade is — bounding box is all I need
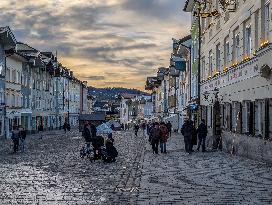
[0,27,89,137]
[198,0,272,162]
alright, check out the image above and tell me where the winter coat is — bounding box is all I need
[149,127,161,143]
[20,130,27,140]
[159,125,168,143]
[11,130,20,140]
[181,120,194,139]
[83,125,92,142]
[166,122,172,132]
[90,124,97,138]
[197,123,208,138]
[106,140,118,158]
[192,126,197,145]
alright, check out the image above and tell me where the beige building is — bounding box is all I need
[197,0,272,162]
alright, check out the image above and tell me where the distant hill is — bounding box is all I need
[88,87,148,101]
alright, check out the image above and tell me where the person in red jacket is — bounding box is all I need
[159,122,169,153]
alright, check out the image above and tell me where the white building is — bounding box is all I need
[5,53,25,135]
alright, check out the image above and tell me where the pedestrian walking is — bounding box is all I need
[63,121,68,133]
[11,126,20,153]
[197,119,208,152]
[19,126,27,152]
[134,124,139,136]
[142,122,147,136]
[38,123,44,139]
[121,123,124,131]
[191,122,197,152]
[82,121,92,152]
[149,122,161,154]
[159,122,168,153]
[181,117,194,154]
[166,121,172,137]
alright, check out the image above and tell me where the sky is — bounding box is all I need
[0,0,191,90]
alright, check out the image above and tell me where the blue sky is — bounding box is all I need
[0,0,190,90]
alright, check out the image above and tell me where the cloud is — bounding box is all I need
[84,76,106,81]
[0,0,190,90]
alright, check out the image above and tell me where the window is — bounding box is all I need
[242,101,254,135]
[232,102,242,133]
[216,43,221,72]
[224,38,230,67]
[224,103,232,131]
[244,24,252,57]
[11,94,15,107]
[233,33,240,63]
[207,106,212,128]
[201,57,206,80]
[209,50,213,77]
[17,71,20,84]
[6,68,10,81]
[255,100,265,137]
[255,10,259,50]
[264,2,270,41]
[12,70,16,83]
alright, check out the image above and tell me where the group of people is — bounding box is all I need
[11,126,27,153]
[181,118,208,154]
[82,121,118,163]
[135,118,207,155]
[141,121,172,154]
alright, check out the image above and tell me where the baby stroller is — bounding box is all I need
[80,144,94,162]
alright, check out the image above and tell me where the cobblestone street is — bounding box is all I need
[138,133,272,205]
[0,130,145,205]
[0,130,271,205]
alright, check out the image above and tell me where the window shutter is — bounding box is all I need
[264,99,269,140]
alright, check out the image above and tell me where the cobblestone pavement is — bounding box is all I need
[137,133,272,205]
[0,129,145,205]
[0,130,271,205]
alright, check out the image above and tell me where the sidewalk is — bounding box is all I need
[137,132,272,205]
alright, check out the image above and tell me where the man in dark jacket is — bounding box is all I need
[89,122,97,138]
[197,119,208,152]
[82,122,92,152]
[181,117,194,154]
[11,126,20,153]
[149,123,161,154]
[166,121,172,137]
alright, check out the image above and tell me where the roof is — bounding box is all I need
[179,35,191,44]
[78,113,106,121]
[121,93,139,99]
[183,0,195,12]
[93,101,108,108]
[0,26,17,50]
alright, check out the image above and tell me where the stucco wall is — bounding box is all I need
[206,129,272,164]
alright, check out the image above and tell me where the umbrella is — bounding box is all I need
[106,120,121,128]
[96,123,113,135]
